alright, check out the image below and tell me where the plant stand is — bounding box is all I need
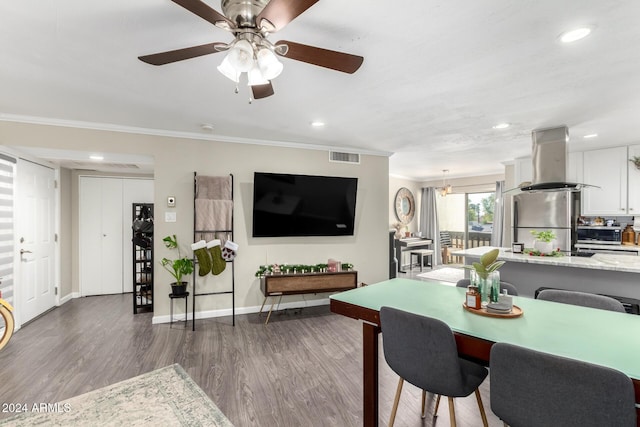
[169,291,189,327]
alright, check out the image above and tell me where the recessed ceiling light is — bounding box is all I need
[492,123,510,129]
[201,123,214,132]
[583,133,598,139]
[89,155,104,161]
[311,121,325,128]
[559,27,592,43]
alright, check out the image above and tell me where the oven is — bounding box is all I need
[576,226,622,245]
[575,247,639,256]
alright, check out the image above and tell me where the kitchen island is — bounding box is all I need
[452,246,640,302]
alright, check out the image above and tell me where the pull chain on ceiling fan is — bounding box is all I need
[138,0,364,100]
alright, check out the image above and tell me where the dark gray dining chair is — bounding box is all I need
[536,288,625,312]
[490,342,636,427]
[456,279,519,296]
[380,306,489,427]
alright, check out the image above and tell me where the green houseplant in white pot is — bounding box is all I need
[530,230,556,254]
[463,248,505,306]
[160,235,194,295]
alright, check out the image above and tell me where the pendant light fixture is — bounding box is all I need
[439,169,453,197]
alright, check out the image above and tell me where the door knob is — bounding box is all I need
[20,249,32,255]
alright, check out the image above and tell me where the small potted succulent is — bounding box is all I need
[160,235,194,295]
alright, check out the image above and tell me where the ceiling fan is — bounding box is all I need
[138,0,364,100]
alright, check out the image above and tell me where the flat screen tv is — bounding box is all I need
[252,172,358,237]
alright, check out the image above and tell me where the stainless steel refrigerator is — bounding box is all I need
[513,192,580,252]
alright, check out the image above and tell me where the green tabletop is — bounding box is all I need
[330,278,640,379]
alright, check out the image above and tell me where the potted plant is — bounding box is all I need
[463,248,505,305]
[160,235,194,295]
[530,230,556,254]
[630,156,640,170]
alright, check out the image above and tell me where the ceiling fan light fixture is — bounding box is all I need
[217,56,240,83]
[257,48,283,80]
[227,39,254,72]
[247,65,269,86]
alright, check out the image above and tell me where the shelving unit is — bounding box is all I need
[132,203,154,314]
[192,173,235,330]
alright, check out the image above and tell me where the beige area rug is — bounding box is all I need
[416,267,465,283]
[1,364,234,427]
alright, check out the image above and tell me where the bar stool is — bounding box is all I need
[410,249,434,271]
[169,291,189,327]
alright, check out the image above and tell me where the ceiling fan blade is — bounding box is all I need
[251,82,275,99]
[138,42,227,66]
[256,0,319,32]
[171,0,235,30]
[276,40,364,74]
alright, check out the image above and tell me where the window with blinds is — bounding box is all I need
[0,154,15,305]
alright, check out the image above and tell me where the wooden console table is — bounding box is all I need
[259,271,358,324]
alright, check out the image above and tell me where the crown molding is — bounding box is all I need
[0,113,393,158]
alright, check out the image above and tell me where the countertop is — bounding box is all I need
[451,246,640,274]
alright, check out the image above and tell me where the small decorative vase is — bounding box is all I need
[471,270,500,307]
[534,240,554,254]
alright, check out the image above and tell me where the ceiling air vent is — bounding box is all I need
[329,151,360,164]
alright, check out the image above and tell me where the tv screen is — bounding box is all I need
[252,172,358,237]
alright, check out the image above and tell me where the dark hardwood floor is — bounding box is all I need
[0,294,501,426]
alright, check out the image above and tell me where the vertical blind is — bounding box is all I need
[0,154,15,305]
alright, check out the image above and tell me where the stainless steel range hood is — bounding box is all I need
[507,125,597,193]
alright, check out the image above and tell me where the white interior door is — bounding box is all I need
[79,177,123,296]
[16,159,56,323]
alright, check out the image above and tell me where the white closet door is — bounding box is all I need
[100,178,124,294]
[79,177,123,296]
[122,179,154,293]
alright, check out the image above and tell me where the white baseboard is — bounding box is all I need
[58,292,79,305]
[151,296,330,324]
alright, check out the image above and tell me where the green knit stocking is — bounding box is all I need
[207,240,226,275]
[191,240,211,276]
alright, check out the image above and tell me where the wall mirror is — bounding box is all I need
[394,187,415,224]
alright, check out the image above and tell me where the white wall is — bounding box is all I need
[0,121,390,319]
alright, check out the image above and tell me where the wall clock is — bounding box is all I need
[394,187,415,224]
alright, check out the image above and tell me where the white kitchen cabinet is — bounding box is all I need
[567,151,583,184]
[627,144,640,213]
[514,157,533,186]
[514,153,583,186]
[582,146,628,215]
